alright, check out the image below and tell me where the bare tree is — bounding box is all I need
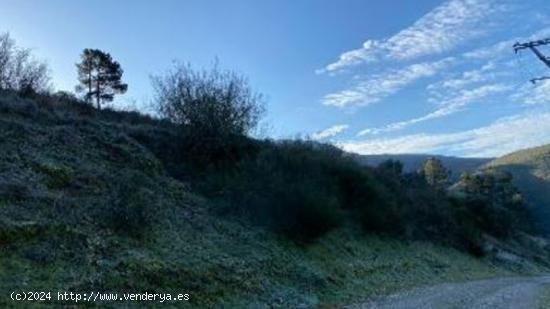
[0,33,50,94]
[151,62,265,161]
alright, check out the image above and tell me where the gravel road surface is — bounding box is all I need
[349,276,550,309]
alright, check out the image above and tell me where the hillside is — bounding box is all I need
[356,154,491,181]
[0,92,548,307]
[486,144,550,234]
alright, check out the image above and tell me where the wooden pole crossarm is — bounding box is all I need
[513,38,550,83]
[514,38,550,52]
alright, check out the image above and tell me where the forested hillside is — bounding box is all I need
[486,144,550,234]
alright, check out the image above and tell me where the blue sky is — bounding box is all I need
[2,0,550,157]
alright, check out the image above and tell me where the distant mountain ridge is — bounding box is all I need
[355,154,492,180]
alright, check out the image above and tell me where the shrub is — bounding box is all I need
[278,181,344,241]
[452,170,534,238]
[192,140,396,241]
[33,161,74,189]
[100,170,154,238]
[219,141,348,239]
[151,61,265,165]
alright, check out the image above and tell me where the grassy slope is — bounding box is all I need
[539,286,550,309]
[486,144,550,234]
[0,94,543,308]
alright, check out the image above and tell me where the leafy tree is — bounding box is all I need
[420,157,449,190]
[76,49,127,110]
[0,32,50,94]
[452,169,533,238]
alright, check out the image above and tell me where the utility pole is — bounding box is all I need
[513,38,550,83]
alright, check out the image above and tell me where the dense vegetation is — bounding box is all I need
[1,32,549,307]
[0,33,538,252]
[486,144,550,234]
[134,66,536,255]
[2,90,548,307]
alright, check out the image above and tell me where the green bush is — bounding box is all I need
[276,181,344,241]
[224,141,349,239]
[187,140,397,241]
[33,161,74,189]
[452,170,534,238]
[99,171,154,238]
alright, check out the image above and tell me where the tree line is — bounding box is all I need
[0,32,263,160]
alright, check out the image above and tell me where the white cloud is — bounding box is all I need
[320,0,501,73]
[512,80,550,105]
[320,40,381,73]
[358,83,511,136]
[462,40,515,59]
[323,58,454,107]
[322,23,550,109]
[339,111,550,157]
[463,26,550,60]
[428,62,499,91]
[312,124,349,140]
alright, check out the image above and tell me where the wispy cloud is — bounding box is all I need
[463,26,550,61]
[427,62,500,91]
[358,83,511,136]
[320,0,502,73]
[340,111,550,157]
[512,80,550,105]
[312,124,349,140]
[316,0,550,157]
[323,58,454,107]
[462,39,515,59]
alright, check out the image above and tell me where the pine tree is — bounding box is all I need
[76,49,127,110]
[421,157,449,190]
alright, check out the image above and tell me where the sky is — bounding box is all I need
[1,0,550,158]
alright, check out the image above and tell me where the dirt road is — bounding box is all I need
[349,276,550,309]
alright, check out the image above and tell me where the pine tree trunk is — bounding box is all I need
[96,84,100,110]
[88,70,92,103]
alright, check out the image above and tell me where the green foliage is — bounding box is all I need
[98,170,154,238]
[0,220,42,245]
[284,182,345,240]
[1,91,549,308]
[485,144,550,234]
[76,49,128,109]
[356,154,490,182]
[420,157,450,190]
[181,140,382,240]
[368,160,459,237]
[376,159,403,176]
[33,161,74,189]
[0,89,541,253]
[452,169,534,238]
[206,140,352,240]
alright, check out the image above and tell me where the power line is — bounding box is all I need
[513,38,550,84]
